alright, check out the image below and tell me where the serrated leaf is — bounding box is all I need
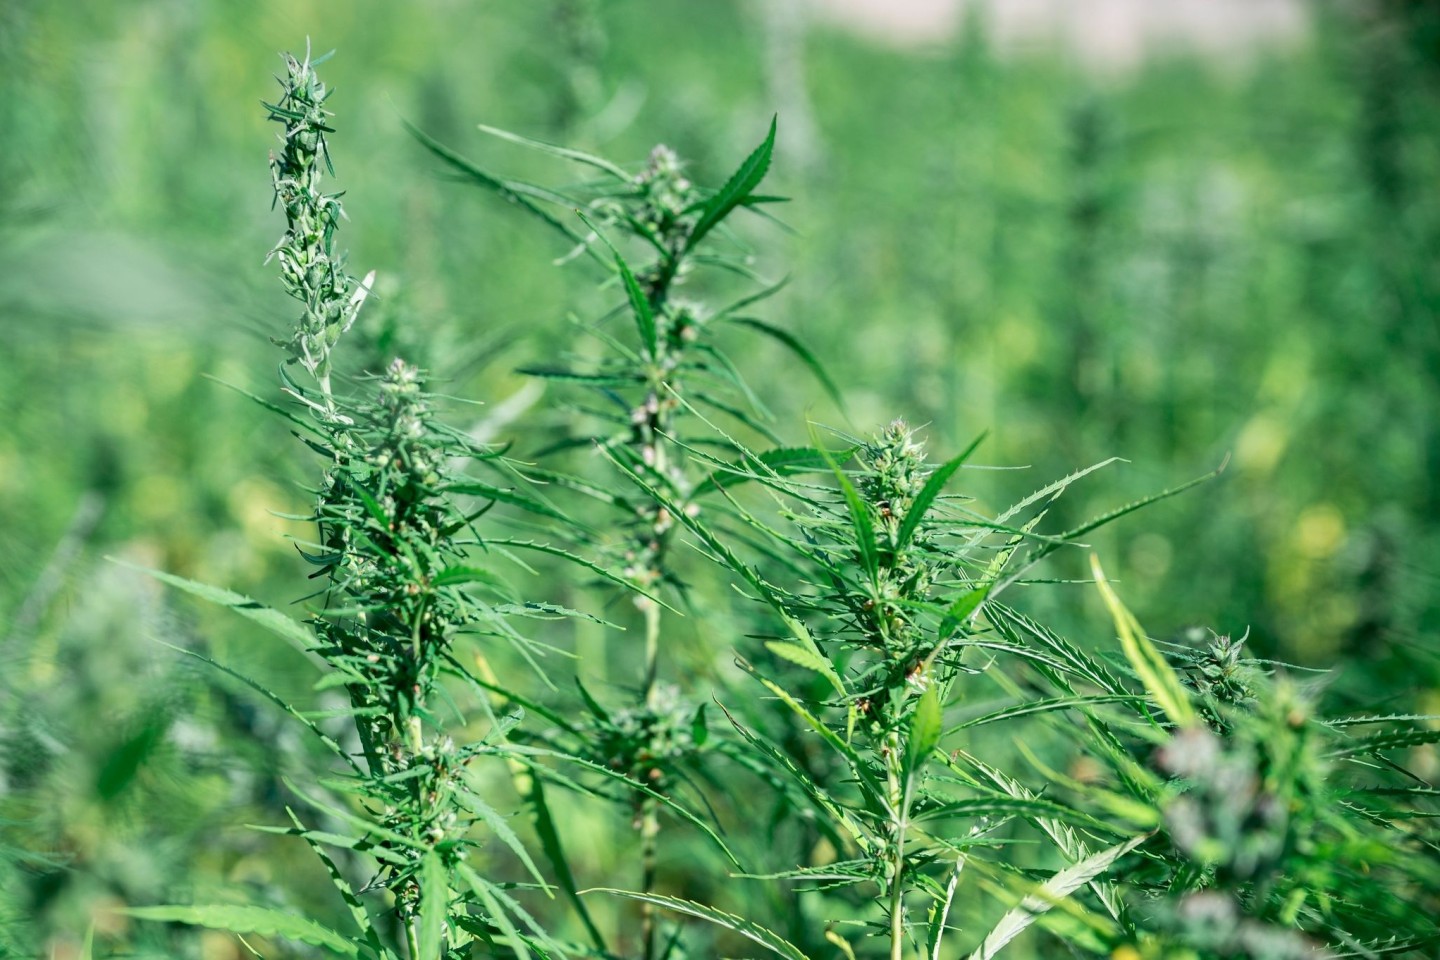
[765,640,833,676]
[528,777,608,952]
[284,779,427,853]
[813,435,877,581]
[986,603,1127,695]
[1330,728,1440,759]
[159,642,360,774]
[691,389,783,444]
[1326,713,1440,728]
[702,445,833,492]
[596,443,839,695]
[718,701,870,851]
[455,863,533,960]
[350,483,391,529]
[405,121,605,266]
[749,670,882,799]
[1013,740,1162,829]
[510,747,737,865]
[440,480,572,523]
[948,695,1143,733]
[691,341,772,418]
[456,772,551,893]
[687,116,777,251]
[204,374,325,438]
[726,316,844,414]
[588,890,810,960]
[476,123,630,179]
[928,856,964,960]
[953,752,1130,924]
[991,459,1120,531]
[284,810,387,948]
[896,432,986,551]
[248,824,406,862]
[1017,461,1226,574]
[908,685,944,775]
[618,252,658,358]
[916,796,1113,833]
[115,560,315,650]
[483,537,671,610]
[123,905,358,956]
[432,565,517,601]
[734,859,874,883]
[574,210,659,358]
[514,365,644,386]
[967,834,1148,960]
[939,584,992,641]
[715,275,792,319]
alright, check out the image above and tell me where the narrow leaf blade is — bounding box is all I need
[967,834,1148,960]
[618,252,658,358]
[123,905,358,957]
[687,116,777,251]
[588,890,810,960]
[116,560,315,650]
[908,685,944,776]
[726,316,844,414]
[896,432,986,551]
[1090,555,1196,728]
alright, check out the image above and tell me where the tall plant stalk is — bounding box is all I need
[264,51,603,956]
[414,113,842,958]
[123,49,595,959]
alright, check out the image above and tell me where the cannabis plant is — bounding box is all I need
[592,408,1440,958]
[414,109,838,958]
[594,416,1138,957]
[109,41,1440,960]
[122,49,610,959]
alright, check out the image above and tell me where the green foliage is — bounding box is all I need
[4,9,1440,960]
[233,62,1440,956]
[121,905,358,956]
[114,52,601,960]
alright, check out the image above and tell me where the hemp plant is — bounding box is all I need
[414,115,838,958]
[601,419,1130,958]
[597,410,1438,958]
[1108,630,1440,959]
[109,42,1440,960]
[120,49,606,959]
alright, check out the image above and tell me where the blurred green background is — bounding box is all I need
[4,0,1440,955]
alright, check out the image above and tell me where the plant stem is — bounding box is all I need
[637,282,671,960]
[640,584,663,960]
[640,794,661,960]
[643,577,663,707]
[889,731,909,960]
[891,875,906,960]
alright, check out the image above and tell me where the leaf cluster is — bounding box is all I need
[115,47,1440,960]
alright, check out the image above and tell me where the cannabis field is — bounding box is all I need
[4,2,1440,958]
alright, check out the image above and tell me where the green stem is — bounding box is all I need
[891,883,905,960]
[885,729,910,960]
[640,795,661,960]
[643,588,662,707]
[890,844,906,960]
[635,227,682,960]
[640,597,663,960]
